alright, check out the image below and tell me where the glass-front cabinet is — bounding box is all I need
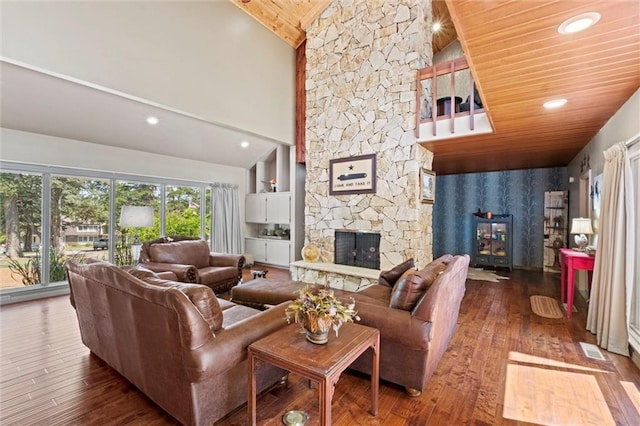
[472,215,513,270]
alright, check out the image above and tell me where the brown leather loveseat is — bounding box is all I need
[138,236,244,294]
[66,260,289,425]
[231,254,470,396]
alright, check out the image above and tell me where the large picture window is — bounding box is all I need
[0,163,216,296]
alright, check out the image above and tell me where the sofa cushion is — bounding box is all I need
[378,258,415,287]
[143,278,223,332]
[357,284,392,304]
[198,266,238,287]
[148,239,210,269]
[389,259,448,311]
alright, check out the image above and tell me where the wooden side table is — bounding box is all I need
[248,323,380,425]
[560,248,595,318]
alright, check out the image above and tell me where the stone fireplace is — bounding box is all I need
[334,230,380,270]
[303,0,435,275]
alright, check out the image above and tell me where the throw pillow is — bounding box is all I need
[389,258,449,311]
[379,258,415,287]
[389,272,427,311]
[144,278,223,333]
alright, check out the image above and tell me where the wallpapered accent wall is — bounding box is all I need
[433,167,567,269]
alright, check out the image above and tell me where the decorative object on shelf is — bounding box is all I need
[585,245,596,257]
[285,285,359,345]
[553,216,563,228]
[570,217,593,251]
[119,206,154,264]
[329,153,376,195]
[420,168,436,204]
[301,243,319,263]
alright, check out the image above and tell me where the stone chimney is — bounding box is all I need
[305,0,434,269]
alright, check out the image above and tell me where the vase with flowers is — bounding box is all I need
[285,285,359,344]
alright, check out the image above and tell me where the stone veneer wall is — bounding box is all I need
[305,0,434,270]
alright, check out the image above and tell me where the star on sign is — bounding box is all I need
[348,164,354,171]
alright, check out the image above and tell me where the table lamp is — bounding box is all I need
[570,217,593,251]
[120,206,154,263]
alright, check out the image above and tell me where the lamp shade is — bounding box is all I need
[120,206,154,228]
[570,217,593,235]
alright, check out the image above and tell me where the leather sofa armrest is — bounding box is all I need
[185,302,289,382]
[208,253,245,269]
[156,271,178,281]
[356,301,432,351]
[138,261,198,283]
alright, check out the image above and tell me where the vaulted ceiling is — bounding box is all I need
[235,0,640,175]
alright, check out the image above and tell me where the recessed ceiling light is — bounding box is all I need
[240,141,250,148]
[558,12,600,34]
[543,98,567,109]
[432,22,442,32]
[146,116,159,125]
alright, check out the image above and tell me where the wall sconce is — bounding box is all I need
[120,206,154,263]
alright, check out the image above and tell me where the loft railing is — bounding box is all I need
[415,56,487,139]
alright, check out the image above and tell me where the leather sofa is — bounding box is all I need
[231,254,470,395]
[138,236,244,294]
[66,260,289,425]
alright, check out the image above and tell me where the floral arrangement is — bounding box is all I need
[285,285,359,337]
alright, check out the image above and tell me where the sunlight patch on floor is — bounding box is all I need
[503,364,615,425]
[621,382,640,415]
[508,351,610,373]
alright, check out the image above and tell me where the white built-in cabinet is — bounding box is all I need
[244,238,291,266]
[245,192,290,224]
[244,144,303,268]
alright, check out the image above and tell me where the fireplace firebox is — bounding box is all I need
[334,230,380,270]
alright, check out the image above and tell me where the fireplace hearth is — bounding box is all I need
[334,230,381,270]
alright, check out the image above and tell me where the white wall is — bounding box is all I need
[0,1,295,144]
[0,128,246,186]
[568,89,640,217]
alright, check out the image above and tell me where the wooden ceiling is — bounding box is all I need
[234,0,640,175]
[427,0,640,174]
[431,0,458,55]
[230,0,331,47]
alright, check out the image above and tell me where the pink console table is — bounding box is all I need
[560,248,595,318]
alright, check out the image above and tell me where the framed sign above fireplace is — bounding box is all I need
[329,154,377,195]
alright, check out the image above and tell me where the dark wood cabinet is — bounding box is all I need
[472,215,513,270]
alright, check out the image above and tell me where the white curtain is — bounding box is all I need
[211,183,242,254]
[587,142,635,356]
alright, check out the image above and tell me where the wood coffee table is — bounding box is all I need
[248,322,380,425]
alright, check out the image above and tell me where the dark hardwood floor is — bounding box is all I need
[1,265,639,425]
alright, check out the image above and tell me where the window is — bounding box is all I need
[115,181,161,265]
[1,162,215,298]
[0,172,43,288]
[77,225,101,232]
[51,176,111,280]
[166,185,202,238]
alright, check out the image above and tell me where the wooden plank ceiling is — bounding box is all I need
[233,0,640,175]
[230,0,332,47]
[429,0,640,174]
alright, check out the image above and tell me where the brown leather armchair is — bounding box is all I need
[139,236,244,294]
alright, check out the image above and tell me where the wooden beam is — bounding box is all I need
[299,0,332,31]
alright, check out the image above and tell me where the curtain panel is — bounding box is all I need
[587,142,635,356]
[211,183,242,254]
